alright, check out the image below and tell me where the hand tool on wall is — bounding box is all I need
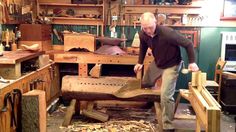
[107,0,111,25]
[107,0,116,25]
[0,1,4,21]
[1,92,11,112]
[121,20,126,48]
[53,28,63,42]
[0,0,7,23]
[1,89,22,131]
[110,12,118,38]
[9,2,13,15]
[12,89,22,132]
[5,29,10,51]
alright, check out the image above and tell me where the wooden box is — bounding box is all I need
[19,24,52,41]
[64,33,96,52]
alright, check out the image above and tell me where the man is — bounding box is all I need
[134,12,199,131]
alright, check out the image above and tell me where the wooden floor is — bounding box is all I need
[47,102,236,132]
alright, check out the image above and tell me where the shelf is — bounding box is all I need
[39,3,103,7]
[123,4,202,8]
[124,4,202,15]
[48,17,104,25]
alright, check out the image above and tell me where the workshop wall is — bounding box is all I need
[199,27,236,79]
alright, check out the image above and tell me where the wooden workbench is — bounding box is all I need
[0,50,44,79]
[53,52,164,130]
[53,52,154,78]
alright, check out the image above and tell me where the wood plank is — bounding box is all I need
[201,88,221,109]
[82,109,109,122]
[54,52,153,65]
[190,87,208,112]
[190,95,207,127]
[206,108,220,132]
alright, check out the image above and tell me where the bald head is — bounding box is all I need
[140,12,157,24]
[140,12,157,37]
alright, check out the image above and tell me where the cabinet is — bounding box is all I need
[220,72,236,113]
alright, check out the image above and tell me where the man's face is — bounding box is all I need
[141,22,156,37]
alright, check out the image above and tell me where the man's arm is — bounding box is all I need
[138,32,148,64]
[172,31,195,63]
[134,32,148,73]
[171,30,199,71]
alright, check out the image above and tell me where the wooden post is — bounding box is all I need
[79,63,88,77]
[22,90,46,132]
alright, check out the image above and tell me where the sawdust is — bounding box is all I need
[47,105,159,132]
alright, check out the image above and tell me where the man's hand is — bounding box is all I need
[188,63,199,72]
[134,63,143,73]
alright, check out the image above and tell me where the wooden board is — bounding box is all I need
[54,52,153,65]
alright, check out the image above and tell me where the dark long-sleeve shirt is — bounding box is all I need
[138,25,195,69]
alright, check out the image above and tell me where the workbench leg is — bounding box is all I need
[154,102,163,132]
[62,99,76,127]
[174,92,181,114]
[196,116,201,132]
[15,63,21,79]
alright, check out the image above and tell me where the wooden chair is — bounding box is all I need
[205,57,226,102]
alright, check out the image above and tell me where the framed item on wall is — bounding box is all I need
[221,0,236,20]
